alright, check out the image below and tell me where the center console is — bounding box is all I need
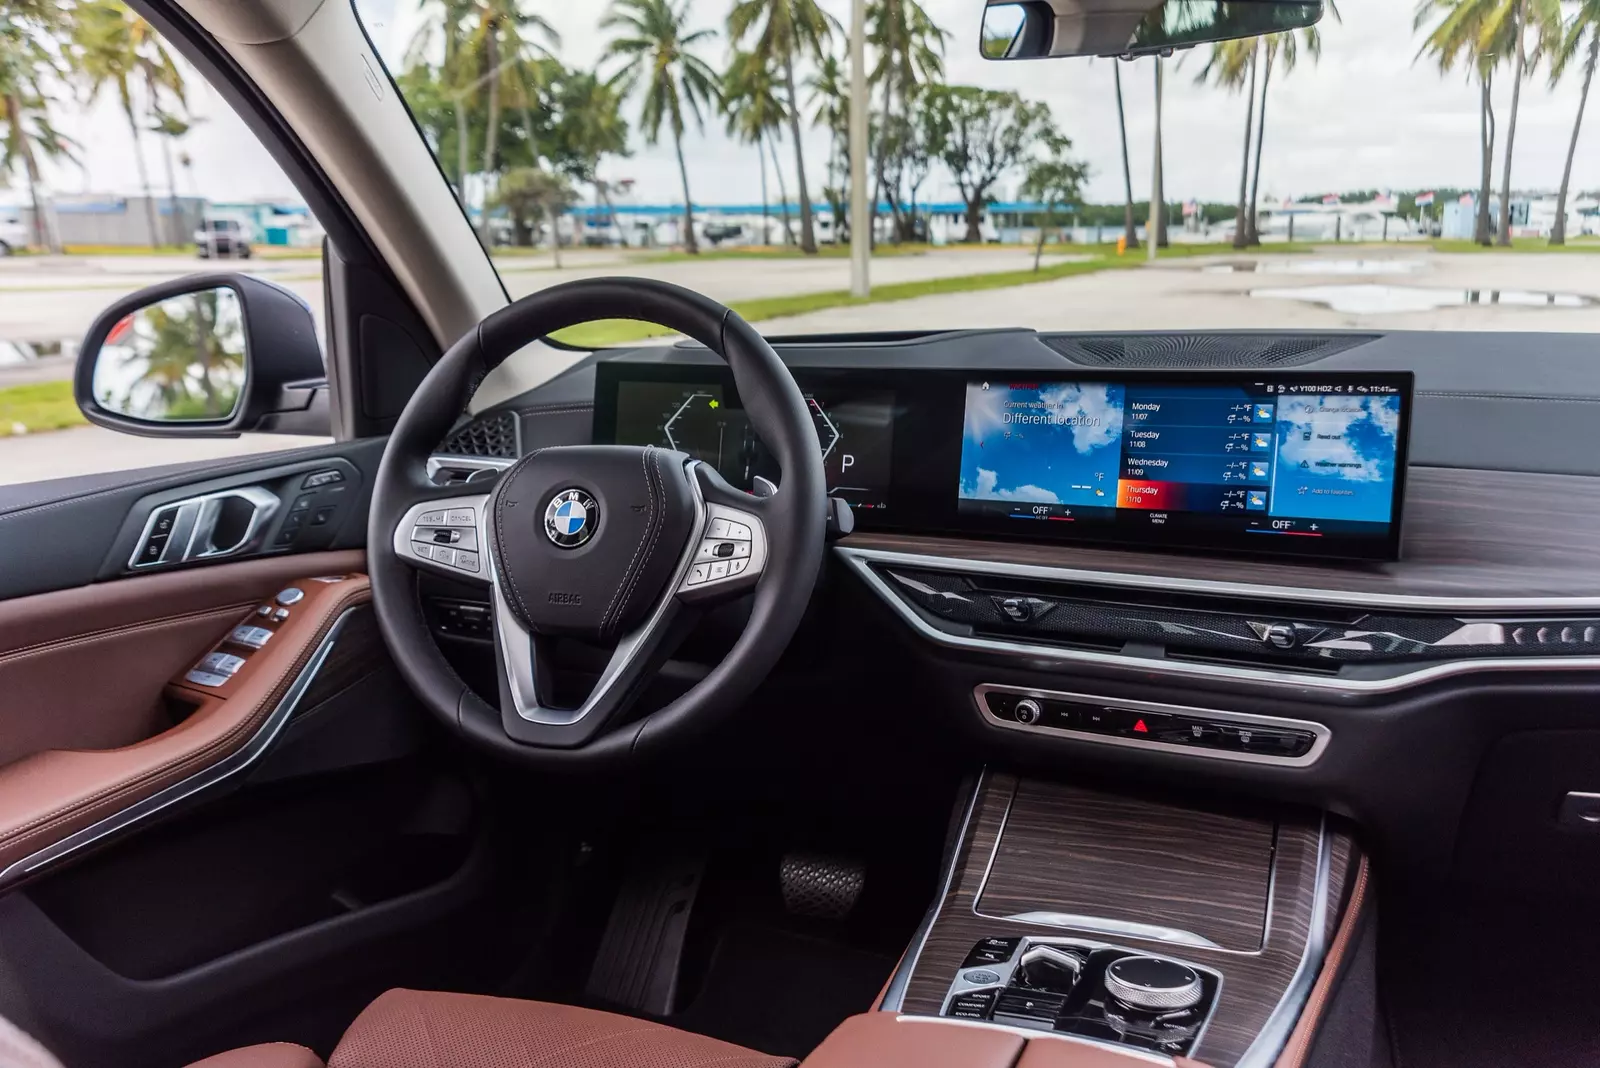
[879,773,1367,1068]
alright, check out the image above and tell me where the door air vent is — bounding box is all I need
[440,411,520,459]
[1042,333,1379,368]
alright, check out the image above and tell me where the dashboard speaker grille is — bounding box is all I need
[1043,333,1378,368]
[440,411,519,458]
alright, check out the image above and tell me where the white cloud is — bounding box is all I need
[963,467,1061,503]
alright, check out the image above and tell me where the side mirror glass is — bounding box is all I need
[91,287,248,424]
[75,273,330,438]
[980,0,1323,61]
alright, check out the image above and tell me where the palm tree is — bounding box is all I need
[1417,0,1506,244]
[73,2,187,247]
[458,0,559,243]
[1112,63,1138,250]
[1197,38,1257,248]
[867,0,946,244]
[603,0,719,254]
[557,70,629,236]
[724,48,792,246]
[729,0,836,255]
[806,52,848,242]
[150,111,192,247]
[0,1,72,252]
[1551,0,1600,245]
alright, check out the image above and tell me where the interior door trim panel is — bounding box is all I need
[0,608,355,894]
[0,571,371,888]
[0,551,365,769]
[0,438,384,603]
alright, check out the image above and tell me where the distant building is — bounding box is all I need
[23,194,205,247]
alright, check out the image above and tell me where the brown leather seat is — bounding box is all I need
[325,989,796,1068]
[1,990,792,1068]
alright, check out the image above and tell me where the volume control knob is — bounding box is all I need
[1103,956,1203,1012]
[1013,699,1042,725]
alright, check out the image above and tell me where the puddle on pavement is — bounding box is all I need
[1248,284,1595,315]
[1203,259,1427,276]
[0,339,75,367]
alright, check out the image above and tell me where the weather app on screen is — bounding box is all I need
[957,378,1403,545]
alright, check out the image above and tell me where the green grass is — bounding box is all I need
[1427,237,1600,254]
[552,253,1141,347]
[0,380,87,436]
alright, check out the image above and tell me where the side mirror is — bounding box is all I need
[980,0,1323,61]
[74,273,331,438]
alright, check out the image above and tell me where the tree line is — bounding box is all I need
[7,0,1600,257]
[396,0,1090,256]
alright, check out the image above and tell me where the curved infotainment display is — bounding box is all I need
[593,363,1413,562]
[959,377,1406,547]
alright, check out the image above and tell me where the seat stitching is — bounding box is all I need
[414,997,447,1068]
[525,1024,667,1068]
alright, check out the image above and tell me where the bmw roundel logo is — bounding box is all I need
[544,488,597,548]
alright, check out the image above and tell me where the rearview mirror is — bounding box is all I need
[75,273,331,438]
[980,0,1323,60]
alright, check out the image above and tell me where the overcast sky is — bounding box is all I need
[20,0,1600,209]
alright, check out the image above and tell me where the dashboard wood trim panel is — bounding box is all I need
[893,774,1358,1068]
[843,466,1600,602]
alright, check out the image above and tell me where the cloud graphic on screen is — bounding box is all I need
[962,468,1061,504]
[1038,383,1124,454]
[1276,395,1398,484]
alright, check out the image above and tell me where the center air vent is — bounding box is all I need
[440,411,519,459]
[1043,333,1378,368]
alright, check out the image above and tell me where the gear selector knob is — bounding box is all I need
[1015,945,1084,994]
[1104,956,1203,1012]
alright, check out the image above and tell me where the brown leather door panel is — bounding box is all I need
[0,552,366,879]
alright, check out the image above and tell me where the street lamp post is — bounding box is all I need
[1148,57,1163,264]
[849,0,870,298]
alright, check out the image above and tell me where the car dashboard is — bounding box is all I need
[427,326,1600,885]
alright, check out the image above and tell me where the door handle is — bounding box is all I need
[131,487,281,569]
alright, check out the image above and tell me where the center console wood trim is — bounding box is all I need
[884,773,1358,1068]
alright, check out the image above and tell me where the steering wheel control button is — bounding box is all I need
[445,508,477,527]
[228,625,273,650]
[417,510,447,526]
[709,560,730,580]
[730,559,748,575]
[708,518,732,538]
[1104,957,1204,1012]
[543,488,598,548]
[275,587,305,606]
[433,547,457,568]
[689,563,710,585]
[184,669,230,689]
[726,521,752,540]
[455,551,480,573]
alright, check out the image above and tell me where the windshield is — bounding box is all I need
[353,0,1600,347]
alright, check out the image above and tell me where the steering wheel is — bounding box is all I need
[368,278,827,766]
